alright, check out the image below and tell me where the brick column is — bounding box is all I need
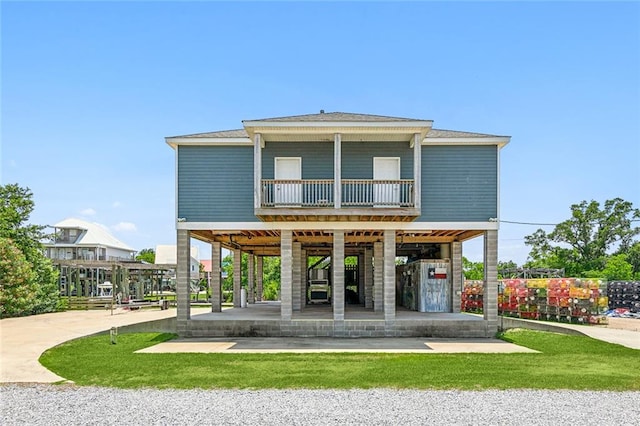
[233,248,242,308]
[210,241,222,312]
[483,230,499,333]
[373,241,383,312]
[383,230,396,322]
[247,254,255,304]
[358,253,365,305]
[292,242,302,311]
[176,229,191,332]
[280,230,293,320]
[333,230,345,321]
[300,249,307,310]
[364,247,373,309]
[256,256,263,301]
[451,242,462,313]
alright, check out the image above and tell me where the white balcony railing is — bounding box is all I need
[260,179,414,208]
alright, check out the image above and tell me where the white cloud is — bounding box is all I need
[112,201,121,208]
[80,208,97,216]
[112,222,137,232]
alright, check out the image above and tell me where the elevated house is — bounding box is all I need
[46,217,136,262]
[45,218,136,297]
[44,218,174,299]
[166,111,510,337]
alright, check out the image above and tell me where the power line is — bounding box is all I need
[499,219,640,226]
[498,220,557,226]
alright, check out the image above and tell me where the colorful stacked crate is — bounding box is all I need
[569,279,607,324]
[545,278,572,321]
[464,278,608,324]
[461,280,484,313]
[499,279,526,318]
[607,281,640,313]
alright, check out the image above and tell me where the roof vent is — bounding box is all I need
[320,109,325,114]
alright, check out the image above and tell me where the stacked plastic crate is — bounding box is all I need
[465,278,608,324]
[461,280,483,313]
[569,279,608,324]
[499,279,527,318]
[607,281,640,313]
[545,278,572,321]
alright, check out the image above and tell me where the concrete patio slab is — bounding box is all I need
[136,337,539,354]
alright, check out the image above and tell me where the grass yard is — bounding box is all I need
[39,329,640,390]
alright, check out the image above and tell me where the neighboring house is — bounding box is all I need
[44,218,136,297]
[166,111,510,337]
[45,217,135,262]
[155,245,201,281]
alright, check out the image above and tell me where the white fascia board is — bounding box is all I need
[243,120,433,128]
[423,137,511,148]
[165,137,253,149]
[178,221,498,231]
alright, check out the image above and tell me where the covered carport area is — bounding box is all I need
[174,225,499,337]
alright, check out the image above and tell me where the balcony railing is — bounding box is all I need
[260,179,414,208]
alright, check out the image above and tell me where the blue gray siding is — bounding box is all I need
[419,145,498,221]
[341,142,413,179]
[262,142,333,179]
[177,146,257,222]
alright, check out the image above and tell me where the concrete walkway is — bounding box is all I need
[500,317,640,350]
[0,307,178,383]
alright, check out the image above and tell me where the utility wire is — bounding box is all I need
[499,220,557,226]
[499,219,640,226]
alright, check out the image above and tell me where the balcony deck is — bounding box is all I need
[257,179,419,221]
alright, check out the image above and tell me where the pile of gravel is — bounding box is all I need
[1,384,638,425]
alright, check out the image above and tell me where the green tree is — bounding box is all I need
[135,248,155,263]
[525,198,640,275]
[0,184,59,317]
[462,257,484,280]
[601,254,633,281]
[222,253,281,301]
[0,238,38,317]
[621,241,640,279]
[262,256,281,301]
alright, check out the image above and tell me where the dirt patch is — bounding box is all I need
[606,317,640,332]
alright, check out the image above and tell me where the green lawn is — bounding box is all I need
[39,329,640,390]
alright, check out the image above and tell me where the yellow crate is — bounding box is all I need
[569,287,590,298]
[526,279,548,289]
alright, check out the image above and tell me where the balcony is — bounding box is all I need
[257,179,419,221]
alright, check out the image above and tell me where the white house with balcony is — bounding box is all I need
[45,217,135,262]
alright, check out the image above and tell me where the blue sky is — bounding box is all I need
[2,1,639,265]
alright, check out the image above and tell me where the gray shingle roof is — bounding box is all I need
[427,129,505,138]
[168,129,248,138]
[243,112,428,123]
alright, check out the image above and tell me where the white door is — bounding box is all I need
[275,157,302,206]
[373,157,400,206]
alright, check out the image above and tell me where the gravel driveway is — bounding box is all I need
[1,385,638,425]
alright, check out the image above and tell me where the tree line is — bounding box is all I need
[464,198,640,280]
[0,184,59,318]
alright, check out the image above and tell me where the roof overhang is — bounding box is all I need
[424,136,511,149]
[165,137,252,149]
[243,121,433,143]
